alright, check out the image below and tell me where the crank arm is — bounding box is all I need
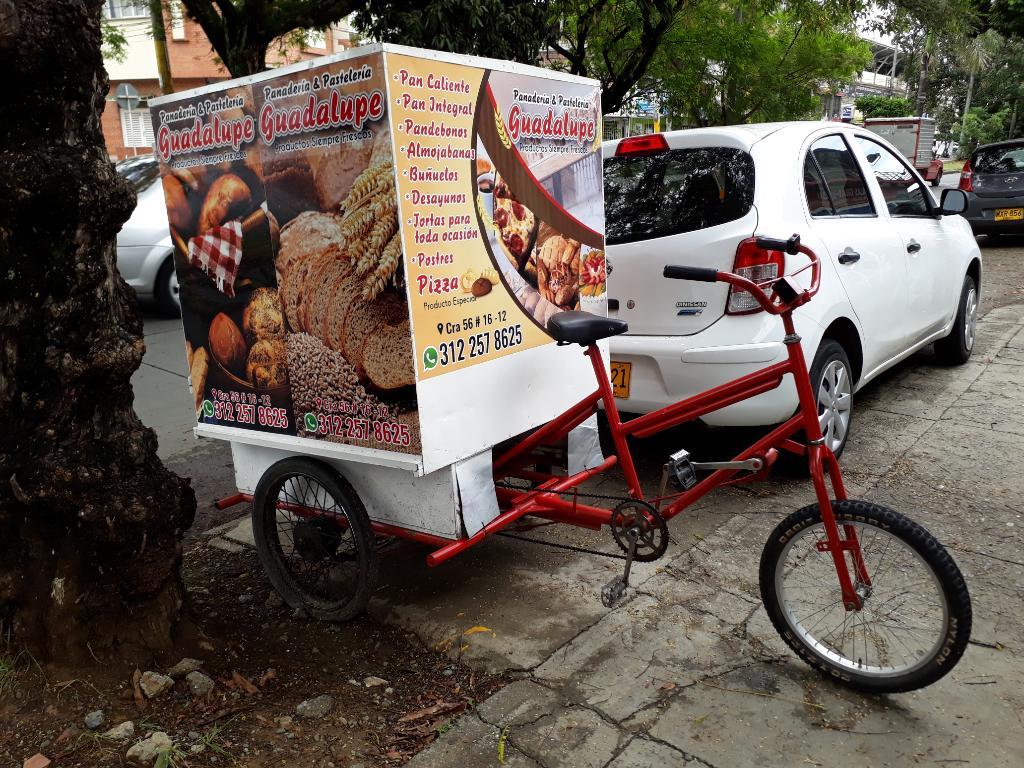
[690,458,764,472]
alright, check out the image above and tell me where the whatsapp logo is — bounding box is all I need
[423,346,439,370]
[304,413,318,432]
[202,400,214,418]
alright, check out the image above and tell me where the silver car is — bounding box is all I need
[115,156,180,316]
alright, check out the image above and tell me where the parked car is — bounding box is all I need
[115,156,180,316]
[958,139,1024,236]
[602,122,980,458]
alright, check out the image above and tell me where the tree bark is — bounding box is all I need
[0,0,195,660]
[959,69,975,146]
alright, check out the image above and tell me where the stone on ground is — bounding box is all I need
[139,671,174,699]
[126,732,172,765]
[296,695,334,719]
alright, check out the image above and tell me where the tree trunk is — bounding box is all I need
[959,69,975,146]
[150,0,175,94]
[0,1,195,661]
[915,35,932,117]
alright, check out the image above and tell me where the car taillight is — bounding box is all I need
[615,134,668,157]
[959,160,973,192]
[727,237,785,314]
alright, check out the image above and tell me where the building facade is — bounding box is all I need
[101,1,354,159]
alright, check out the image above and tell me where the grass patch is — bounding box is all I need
[943,159,965,173]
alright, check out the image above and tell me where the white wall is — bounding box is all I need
[104,18,158,81]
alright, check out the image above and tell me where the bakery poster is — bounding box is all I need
[253,53,420,455]
[389,54,606,382]
[151,84,296,437]
[152,44,606,471]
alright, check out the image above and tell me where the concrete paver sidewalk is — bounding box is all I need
[406,306,1024,768]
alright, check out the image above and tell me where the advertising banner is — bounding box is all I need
[151,45,606,474]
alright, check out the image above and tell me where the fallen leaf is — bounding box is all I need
[55,728,73,744]
[258,669,277,687]
[231,671,259,695]
[659,682,677,691]
[398,701,465,723]
[463,626,494,636]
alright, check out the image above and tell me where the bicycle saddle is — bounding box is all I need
[547,311,629,345]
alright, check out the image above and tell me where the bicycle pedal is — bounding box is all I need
[665,449,698,490]
[601,577,627,608]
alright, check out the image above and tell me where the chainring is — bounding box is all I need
[610,500,669,562]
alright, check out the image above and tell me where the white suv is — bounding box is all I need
[603,122,981,456]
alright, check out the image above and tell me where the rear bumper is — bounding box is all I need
[964,195,1024,233]
[608,314,811,427]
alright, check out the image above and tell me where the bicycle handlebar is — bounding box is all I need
[663,234,820,315]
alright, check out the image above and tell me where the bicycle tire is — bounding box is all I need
[759,499,971,693]
[252,457,378,621]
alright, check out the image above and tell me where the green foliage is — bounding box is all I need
[650,1,871,125]
[101,20,128,63]
[547,1,694,115]
[855,96,915,117]
[354,0,548,65]
[989,0,1024,38]
[959,107,1010,156]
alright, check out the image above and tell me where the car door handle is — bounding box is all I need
[838,248,860,264]
[907,239,922,254]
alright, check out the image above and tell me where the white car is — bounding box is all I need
[115,156,180,316]
[603,122,981,457]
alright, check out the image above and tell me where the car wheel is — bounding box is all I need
[934,275,977,366]
[155,257,181,317]
[809,339,853,460]
[777,339,853,476]
[930,176,941,187]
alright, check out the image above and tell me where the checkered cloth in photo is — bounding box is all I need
[188,220,243,297]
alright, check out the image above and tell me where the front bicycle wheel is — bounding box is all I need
[760,500,971,693]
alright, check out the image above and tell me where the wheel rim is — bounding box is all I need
[816,359,852,454]
[169,269,181,310]
[963,286,977,352]
[267,473,362,605]
[775,521,949,678]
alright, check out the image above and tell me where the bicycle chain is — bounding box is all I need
[493,481,677,561]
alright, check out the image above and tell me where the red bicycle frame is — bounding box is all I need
[429,236,869,610]
[221,237,872,610]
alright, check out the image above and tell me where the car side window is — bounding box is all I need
[803,155,834,216]
[853,136,931,217]
[806,135,875,216]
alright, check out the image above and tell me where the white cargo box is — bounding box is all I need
[150,45,608,536]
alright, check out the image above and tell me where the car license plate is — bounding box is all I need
[994,207,1024,222]
[610,361,631,399]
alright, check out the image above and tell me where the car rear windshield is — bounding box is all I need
[973,144,1024,174]
[116,157,161,192]
[604,147,755,245]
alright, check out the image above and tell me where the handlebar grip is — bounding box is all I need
[756,233,801,255]
[663,265,719,282]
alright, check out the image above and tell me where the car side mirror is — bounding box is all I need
[940,188,968,215]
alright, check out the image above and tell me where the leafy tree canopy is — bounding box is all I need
[354,0,549,65]
[645,1,871,125]
[855,95,915,117]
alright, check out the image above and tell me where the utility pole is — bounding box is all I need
[150,0,175,95]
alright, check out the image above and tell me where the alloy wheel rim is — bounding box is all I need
[817,359,852,453]
[170,270,181,310]
[964,287,977,351]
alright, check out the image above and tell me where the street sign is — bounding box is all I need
[115,83,140,111]
[841,104,854,122]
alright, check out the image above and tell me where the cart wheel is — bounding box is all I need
[252,458,378,621]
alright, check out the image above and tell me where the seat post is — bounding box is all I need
[586,344,643,498]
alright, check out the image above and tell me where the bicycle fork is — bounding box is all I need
[785,314,869,612]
